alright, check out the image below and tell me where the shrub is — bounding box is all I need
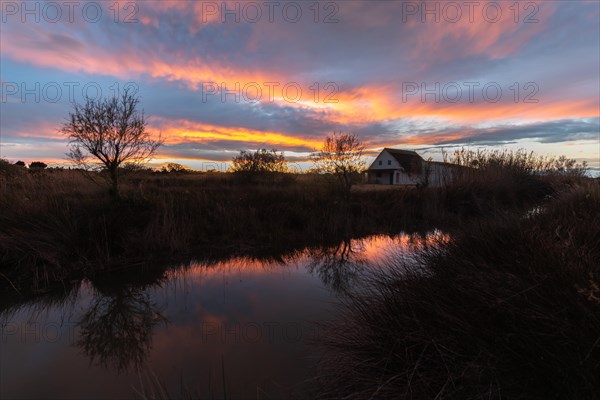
[445,147,587,177]
[160,162,190,174]
[29,161,48,170]
[230,148,288,184]
[230,148,287,173]
[0,159,25,179]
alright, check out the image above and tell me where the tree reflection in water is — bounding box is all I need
[77,287,166,373]
[305,239,368,293]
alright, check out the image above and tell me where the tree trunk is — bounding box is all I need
[109,167,119,198]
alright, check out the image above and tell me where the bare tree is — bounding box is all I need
[62,89,162,196]
[312,133,366,197]
[230,148,287,173]
[230,148,288,184]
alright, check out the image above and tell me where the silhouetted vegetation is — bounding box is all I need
[0,150,591,303]
[62,88,162,197]
[445,147,588,175]
[160,162,190,174]
[0,148,596,399]
[229,148,288,184]
[316,181,599,399]
[231,148,287,173]
[312,133,366,198]
[28,161,48,170]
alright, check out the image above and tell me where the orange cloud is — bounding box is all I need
[149,117,322,149]
[327,84,599,125]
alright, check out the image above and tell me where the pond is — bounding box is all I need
[0,231,446,399]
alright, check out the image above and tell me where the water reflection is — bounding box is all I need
[305,239,367,293]
[77,287,166,373]
[1,231,448,399]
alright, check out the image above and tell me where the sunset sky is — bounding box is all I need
[1,0,599,172]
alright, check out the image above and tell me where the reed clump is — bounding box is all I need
[316,181,600,399]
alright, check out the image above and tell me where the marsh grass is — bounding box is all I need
[0,152,589,296]
[315,182,600,399]
[0,169,419,293]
